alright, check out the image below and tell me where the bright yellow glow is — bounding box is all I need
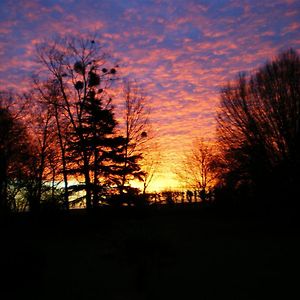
[130,171,181,192]
[148,175,181,192]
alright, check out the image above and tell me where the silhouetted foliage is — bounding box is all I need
[67,88,126,208]
[217,49,300,211]
[0,94,32,213]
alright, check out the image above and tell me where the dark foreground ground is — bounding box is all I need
[1,205,298,299]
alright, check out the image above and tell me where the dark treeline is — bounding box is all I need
[0,35,300,216]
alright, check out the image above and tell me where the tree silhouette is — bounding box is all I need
[32,78,70,209]
[140,141,161,194]
[217,49,300,209]
[36,35,122,209]
[67,88,124,207]
[0,93,32,213]
[176,139,219,201]
[112,81,150,198]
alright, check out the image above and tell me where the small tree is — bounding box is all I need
[113,80,151,195]
[176,139,219,201]
[140,142,161,194]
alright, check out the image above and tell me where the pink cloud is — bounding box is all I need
[281,22,300,36]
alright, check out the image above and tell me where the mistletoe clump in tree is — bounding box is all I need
[37,36,123,209]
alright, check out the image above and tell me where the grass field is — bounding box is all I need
[1,206,297,299]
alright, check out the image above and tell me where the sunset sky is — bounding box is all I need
[1,0,300,191]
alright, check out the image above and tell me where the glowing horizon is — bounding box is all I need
[1,0,299,191]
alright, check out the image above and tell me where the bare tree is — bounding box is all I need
[176,139,219,201]
[217,49,300,207]
[16,90,61,212]
[140,141,161,194]
[32,78,70,209]
[114,80,151,195]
